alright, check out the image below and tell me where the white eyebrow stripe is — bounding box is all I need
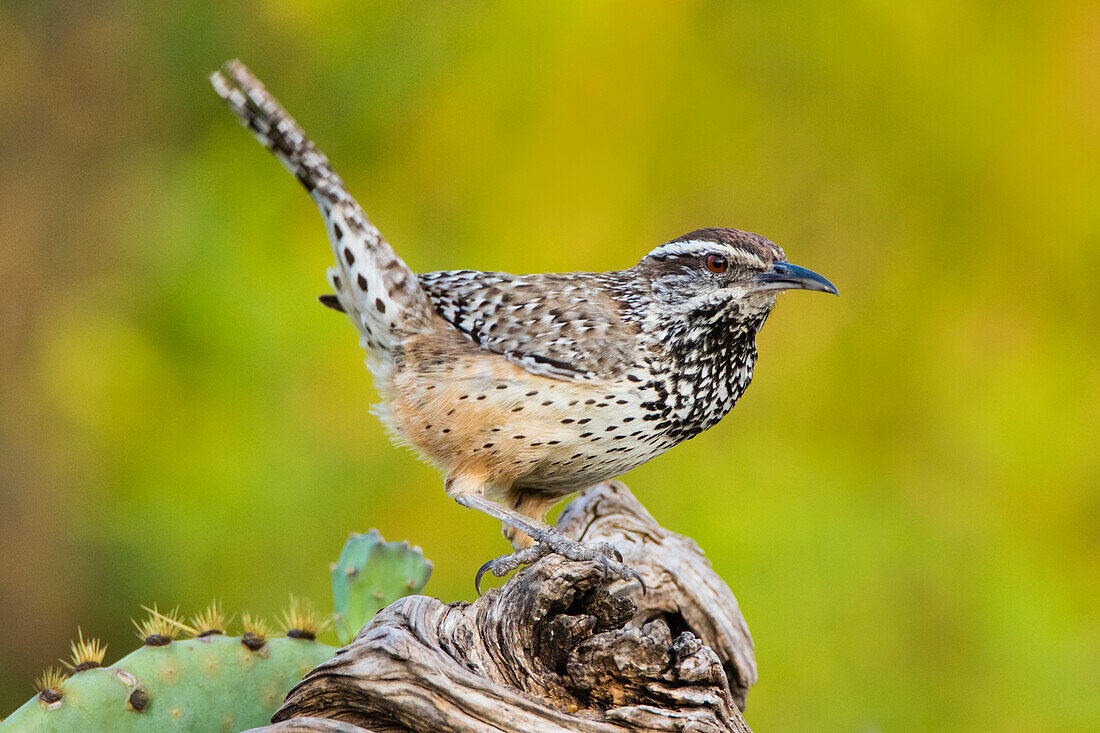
[649,241,716,258]
[649,240,767,268]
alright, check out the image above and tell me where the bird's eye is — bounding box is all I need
[705,254,728,274]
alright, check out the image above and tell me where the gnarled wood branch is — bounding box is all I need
[247,482,756,733]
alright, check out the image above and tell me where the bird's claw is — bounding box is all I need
[594,554,647,595]
[474,543,550,595]
[474,560,494,597]
[473,535,644,596]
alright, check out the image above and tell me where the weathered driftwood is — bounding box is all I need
[247,482,756,733]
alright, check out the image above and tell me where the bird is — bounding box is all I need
[211,61,838,593]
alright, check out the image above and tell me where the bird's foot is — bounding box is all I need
[475,531,645,596]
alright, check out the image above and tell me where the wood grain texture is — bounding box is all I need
[244,482,755,733]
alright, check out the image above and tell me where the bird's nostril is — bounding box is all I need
[772,264,789,275]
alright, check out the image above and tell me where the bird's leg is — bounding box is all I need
[446,481,644,595]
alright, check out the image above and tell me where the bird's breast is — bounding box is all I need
[639,332,759,445]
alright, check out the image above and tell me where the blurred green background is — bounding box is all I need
[2,1,1098,729]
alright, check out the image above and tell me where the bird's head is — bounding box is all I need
[633,228,837,325]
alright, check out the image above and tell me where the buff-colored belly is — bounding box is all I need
[379,332,661,497]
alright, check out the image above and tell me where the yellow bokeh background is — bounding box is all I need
[1,2,1098,729]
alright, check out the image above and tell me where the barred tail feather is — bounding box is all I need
[210,60,433,358]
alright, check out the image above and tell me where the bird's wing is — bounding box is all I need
[417,270,637,382]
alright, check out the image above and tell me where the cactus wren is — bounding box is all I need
[212,62,837,592]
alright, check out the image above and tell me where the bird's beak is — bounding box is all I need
[749,262,838,295]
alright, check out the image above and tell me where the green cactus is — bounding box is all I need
[0,606,335,733]
[331,529,432,643]
[1,529,433,729]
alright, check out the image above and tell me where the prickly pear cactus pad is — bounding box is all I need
[0,609,335,733]
[331,529,432,643]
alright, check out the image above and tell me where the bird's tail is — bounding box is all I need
[211,60,434,363]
